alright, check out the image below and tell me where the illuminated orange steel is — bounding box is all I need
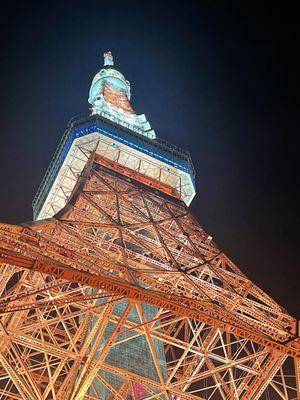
[95,153,181,200]
[103,83,134,113]
[0,156,299,399]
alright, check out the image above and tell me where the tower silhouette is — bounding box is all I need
[0,52,299,400]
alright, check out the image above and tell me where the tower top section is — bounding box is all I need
[88,51,155,139]
[33,52,196,220]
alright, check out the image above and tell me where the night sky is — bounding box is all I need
[0,2,299,318]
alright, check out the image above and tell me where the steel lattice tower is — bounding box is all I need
[0,52,299,400]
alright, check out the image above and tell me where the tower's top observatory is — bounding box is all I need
[88,51,155,139]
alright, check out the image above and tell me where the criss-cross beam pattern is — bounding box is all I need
[0,156,299,400]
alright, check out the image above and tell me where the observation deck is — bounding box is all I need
[33,114,195,220]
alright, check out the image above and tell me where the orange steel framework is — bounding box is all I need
[102,84,134,114]
[0,149,299,400]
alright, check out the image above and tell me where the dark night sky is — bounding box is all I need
[0,2,299,317]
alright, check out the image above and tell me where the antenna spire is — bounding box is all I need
[103,51,114,66]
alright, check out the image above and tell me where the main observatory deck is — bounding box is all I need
[33,114,196,220]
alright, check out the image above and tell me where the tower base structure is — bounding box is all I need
[0,153,299,400]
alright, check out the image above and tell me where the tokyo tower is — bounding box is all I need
[0,51,299,399]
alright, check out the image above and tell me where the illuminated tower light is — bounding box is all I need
[0,51,299,400]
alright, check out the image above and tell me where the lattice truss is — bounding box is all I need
[0,156,299,400]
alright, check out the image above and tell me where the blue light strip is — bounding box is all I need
[71,124,191,174]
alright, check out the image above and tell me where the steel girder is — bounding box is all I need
[0,156,299,400]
